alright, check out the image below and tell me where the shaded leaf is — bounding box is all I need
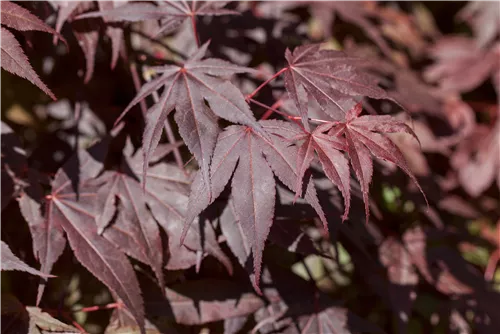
[26,306,80,333]
[329,103,425,223]
[95,167,165,290]
[124,144,232,274]
[185,120,327,293]
[1,27,56,100]
[144,279,264,325]
[76,1,239,37]
[1,241,54,278]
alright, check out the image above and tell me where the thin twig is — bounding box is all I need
[245,67,288,101]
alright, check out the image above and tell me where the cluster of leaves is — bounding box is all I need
[2,1,499,333]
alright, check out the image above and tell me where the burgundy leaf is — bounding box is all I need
[292,126,350,222]
[329,103,426,223]
[424,36,498,93]
[117,42,262,191]
[284,44,388,123]
[457,1,500,47]
[1,241,54,277]
[0,1,66,43]
[144,279,264,326]
[26,306,80,333]
[72,15,99,84]
[124,145,232,274]
[95,168,165,291]
[24,141,146,332]
[379,237,418,334]
[52,1,109,83]
[185,121,328,293]
[256,267,382,334]
[76,1,239,37]
[98,1,125,69]
[105,307,160,334]
[219,200,255,284]
[308,2,393,57]
[1,27,56,100]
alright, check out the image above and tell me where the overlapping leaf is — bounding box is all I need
[424,36,499,93]
[457,1,500,47]
[255,266,383,334]
[107,142,233,273]
[1,241,53,277]
[144,279,264,326]
[94,165,165,290]
[327,103,425,223]
[117,42,263,194]
[19,140,145,332]
[52,1,125,83]
[284,44,388,125]
[185,120,327,293]
[308,2,393,57]
[1,294,80,334]
[379,237,418,334]
[76,1,239,37]
[293,123,351,221]
[0,1,68,99]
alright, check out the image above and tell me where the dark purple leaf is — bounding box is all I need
[284,44,387,123]
[185,121,329,293]
[123,144,232,274]
[1,27,56,100]
[26,306,80,333]
[379,237,418,334]
[328,103,426,223]
[1,1,66,43]
[1,241,54,277]
[144,279,264,325]
[76,1,239,37]
[117,42,262,192]
[424,36,498,93]
[457,1,500,47]
[20,140,145,332]
[95,169,165,290]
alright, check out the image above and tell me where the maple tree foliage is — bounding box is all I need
[1,1,500,334]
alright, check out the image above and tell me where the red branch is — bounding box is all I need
[246,67,288,101]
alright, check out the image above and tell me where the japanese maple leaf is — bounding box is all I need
[76,1,239,37]
[219,199,318,290]
[1,241,54,278]
[0,1,66,100]
[142,279,264,326]
[457,1,500,48]
[284,44,388,127]
[452,120,500,197]
[116,42,264,196]
[424,36,499,93]
[51,1,127,83]
[255,266,382,334]
[18,140,145,332]
[184,120,327,293]
[308,2,393,57]
[379,237,418,334]
[293,122,351,221]
[92,141,231,277]
[93,165,165,291]
[328,103,425,223]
